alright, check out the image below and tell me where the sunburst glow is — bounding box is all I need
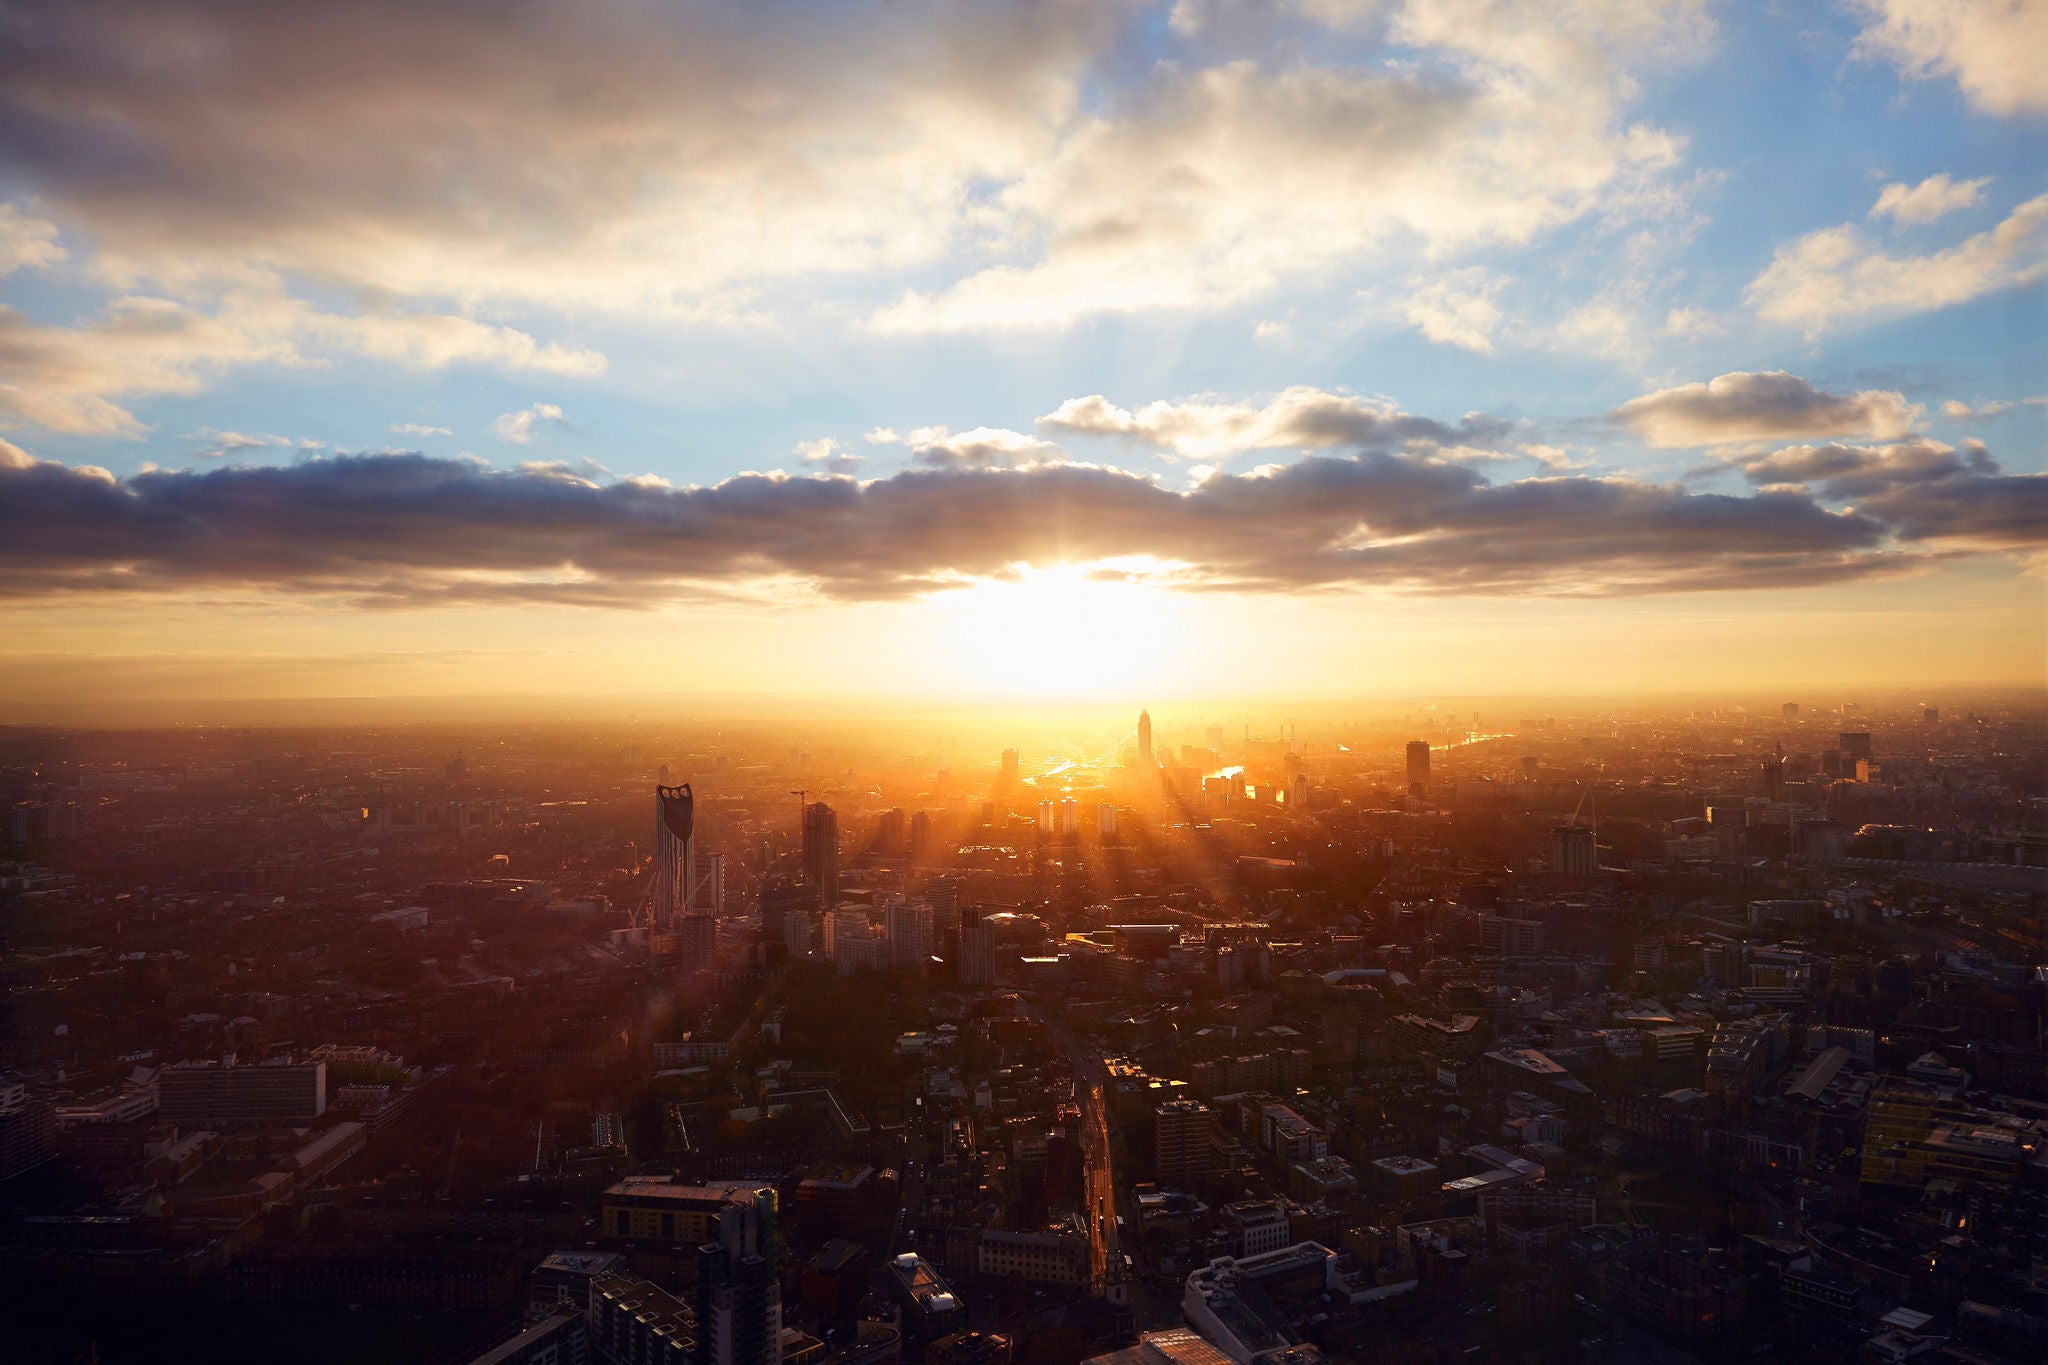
[931,564,1187,699]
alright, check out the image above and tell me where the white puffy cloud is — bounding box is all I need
[0,206,66,276]
[1872,173,1991,225]
[1849,0,2048,118]
[1942,395,2047,419]
[1612,371,1923,448]
[907,427,1066,469]
[0,282,604,438]
[794,437,864,474]
[491,403,566,445]
[182,429,297,461]
[1662,306,1724,338]
[391,423,453,437]
[872,8,1693,331]
[1403,269,1507,353]
[1038,386,1498,460]
[1745,192,2048,336]
[0,1,1118,317]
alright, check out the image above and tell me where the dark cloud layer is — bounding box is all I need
[0,446,1936,607]
[1726,437,2047,549]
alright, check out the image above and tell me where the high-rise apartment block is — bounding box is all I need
[802,803,840,911]
[1550,826,1596,877]
[1155,1098,1213,1189]
[654,783,697,931]
[886,899,934,971]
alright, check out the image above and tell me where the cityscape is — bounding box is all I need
[4,698,2047,1363]
[2,2,2046,1364]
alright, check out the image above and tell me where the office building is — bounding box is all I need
[654,784,697,931]
[601,1177,774,1246]
[801,1240,869,1332]
[1000,750,1019,785]
[958,924,995,985]
[1222,1200,1291,1258]
[1037,800,1056,834]
[978,1222,1089,1287]
[0,1073,57,1181]
[886,899,934,971]
[803,803,840,911]
[1097,803,1117,839]
[1550,825,1596,877]
[1405,740,1430,795]
[1782,702,1799,719]
[888,1252,966,1355]
[1155,1099,1213,1189]
[1839,732,1873,762]
[877,808,907,855]
[1059,798,1078,837]
[1479,915,1545,957]
[1137,709,1153,767]
[160,1058,326,1127]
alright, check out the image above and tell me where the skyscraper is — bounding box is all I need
[1137,709,1153,767]
[654,783,696,931]
[1405,740,1430,795]
[999,749,1019,785]
[803,802,840,911]
[1551,825,1596,877]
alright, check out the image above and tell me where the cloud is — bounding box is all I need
[391,423,454,438]
[1946,396,2048,423]
[0,205,66,276]
[1849,0,2048,118]
[871,7,1696,330]
[1403,269,1506,353]
[0,0,1119,318]
[0,443,1942,607]
[0,0,1718,349]
[1612,371,1923,448]
[908,427,1066,469]
[1037,386,1498,461]
[1724,436,2045,549]
[1746,192,2048,336]
[183,429,294,461]
[491,403,566,444]
[1872,173,1991,225]
[1942,395,2047,420]
[0,283,604,437]
[1662,306,1724,339]
[794,437,864,474]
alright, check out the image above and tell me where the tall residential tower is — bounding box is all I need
[654,783,696,931]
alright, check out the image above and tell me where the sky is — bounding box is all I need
[0,0,2043,713]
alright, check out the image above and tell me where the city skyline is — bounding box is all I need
[0,0,2043,712]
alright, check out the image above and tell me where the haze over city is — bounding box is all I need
[2,4,2046,1365]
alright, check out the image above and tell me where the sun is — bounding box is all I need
[930,563,1182,698]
